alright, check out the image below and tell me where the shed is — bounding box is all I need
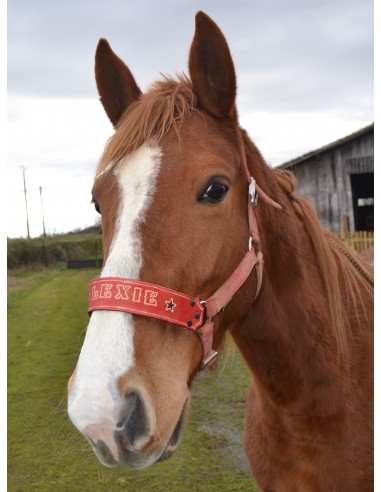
[278,123,374,235]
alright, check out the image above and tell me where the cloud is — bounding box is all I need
[6,0,374,237]
[7,95,112,170]
[8,0,373,110]
[7,95,112,237]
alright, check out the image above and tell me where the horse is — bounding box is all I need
[68,11,374,491]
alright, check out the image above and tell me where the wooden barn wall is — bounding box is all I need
[289,131,374,234]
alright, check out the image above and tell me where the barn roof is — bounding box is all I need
[278,123,374,169]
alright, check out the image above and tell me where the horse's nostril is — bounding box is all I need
[95,439,118,467]
[119,391,149,448]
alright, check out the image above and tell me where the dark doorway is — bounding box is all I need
[350,172,374,231]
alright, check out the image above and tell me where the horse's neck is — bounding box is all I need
[231,139,349,414]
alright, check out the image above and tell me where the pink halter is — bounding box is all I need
[88,133,281,370]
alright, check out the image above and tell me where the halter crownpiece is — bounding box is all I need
[88,135,281,370]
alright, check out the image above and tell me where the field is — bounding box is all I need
[8,265,258,491]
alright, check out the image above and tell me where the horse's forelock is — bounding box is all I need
[96,74,196,178]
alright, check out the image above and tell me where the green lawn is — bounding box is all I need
[8,267,257,491]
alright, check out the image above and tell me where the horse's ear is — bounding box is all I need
[188,12,237,119]
[95,39,142,127]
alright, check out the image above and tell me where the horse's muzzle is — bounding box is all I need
[78,393,189,469]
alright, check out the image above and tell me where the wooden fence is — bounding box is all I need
[339,230,374,253]
[339,216,374,253]
[67,258,103,269]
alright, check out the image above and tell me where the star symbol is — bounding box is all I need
[165,298,176,312]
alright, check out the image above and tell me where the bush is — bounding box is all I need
[7,234,102,269]
[7,240,65,269]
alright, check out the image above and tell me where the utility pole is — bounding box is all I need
[39,186,47,237]
[20,166,30,239]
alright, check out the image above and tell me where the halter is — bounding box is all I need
[88,133,281,370]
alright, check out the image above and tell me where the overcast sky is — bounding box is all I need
[7,0,373,238]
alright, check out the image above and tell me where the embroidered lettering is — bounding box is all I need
[144,290,158,306]
[91,285,99,300]
[115,284,130,300]
[132,287,142,303]
[100,283,113,298]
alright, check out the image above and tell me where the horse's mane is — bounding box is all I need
[97,74,196,177]
[273,168,373,353]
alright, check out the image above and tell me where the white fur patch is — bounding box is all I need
[68,143,161,446]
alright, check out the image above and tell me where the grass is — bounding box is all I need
[8,267,258,491]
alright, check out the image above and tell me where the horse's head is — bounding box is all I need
[68,12,257,469]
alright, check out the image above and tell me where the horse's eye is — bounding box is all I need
[92,197,101,214]
[199,183,229,203]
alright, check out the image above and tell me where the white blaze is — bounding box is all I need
[68,143,161,446]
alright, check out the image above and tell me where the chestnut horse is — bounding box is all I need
[68,12,373,491]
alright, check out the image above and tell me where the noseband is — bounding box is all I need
[88,134,281,370]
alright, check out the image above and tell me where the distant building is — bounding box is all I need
[278,124,374,234]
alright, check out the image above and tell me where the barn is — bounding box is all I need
[278,123,374,236]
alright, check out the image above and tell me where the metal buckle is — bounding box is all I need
[249,177,258,207]
[248,236,253,251]
[200,351,218,370]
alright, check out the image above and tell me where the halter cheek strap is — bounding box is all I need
[88,134,281,370]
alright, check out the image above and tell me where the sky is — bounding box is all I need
[6,0,374,238]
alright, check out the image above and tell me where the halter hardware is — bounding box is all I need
[248,177,258,207]
[87,135,281,370]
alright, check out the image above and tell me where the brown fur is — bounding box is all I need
[95,38,142,127]
[82,11,373,490]
[97,75,196,176]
